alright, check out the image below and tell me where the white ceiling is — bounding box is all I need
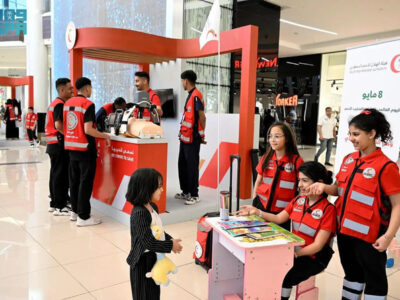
[0,45,26,70]
[266,0,400,57]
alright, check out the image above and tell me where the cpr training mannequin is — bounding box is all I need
[145,225,178,286]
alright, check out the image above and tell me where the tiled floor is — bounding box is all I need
[0,144,399,299]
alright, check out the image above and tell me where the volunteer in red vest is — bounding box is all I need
[4,98,21,139]
[307,109,400,300]
[238,161,337,300]
[64,77,111,226]
[175,70,206,205]
[25,106,39,147]
[133,71,162,121]
[45,78,74,215]
[253,122,304,230]
[95,97,126,132]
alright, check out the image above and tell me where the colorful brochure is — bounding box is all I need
[226,226,273,237]
[218,220,268,230]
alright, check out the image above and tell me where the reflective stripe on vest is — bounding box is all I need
[280,180,295,189]
[180,135,190,142]
[46,136,58,142]
[64,141,88,149]
[198,130,205,135]
[298,223,316,237]
[281,288,292,298]
[343,279,364,292]
[292,221,300,231]
[182,121,192,128]
[342,290,362,300]
[350,190,374,206]
[64,106,87,114]
[143,116,151,120]
[364,294,386,300]
[263,177,272,184]
[48,106,55,112]
[338,187,343,196]
[276,200,289,208]
[343,218,370,235]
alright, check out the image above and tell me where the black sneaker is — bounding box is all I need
[325,162,333,166]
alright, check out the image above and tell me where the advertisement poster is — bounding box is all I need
[335,39,400,174]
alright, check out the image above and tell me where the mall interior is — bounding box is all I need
[0,0,400,299]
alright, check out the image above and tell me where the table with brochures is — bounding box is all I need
[206,216,304,300]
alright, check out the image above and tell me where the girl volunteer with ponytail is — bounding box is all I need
[307,109,400,300]
[238,161,337,300]
[252,121,304,230]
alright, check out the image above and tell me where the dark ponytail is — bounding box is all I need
[349,109,392,143]
[298,161,333,185]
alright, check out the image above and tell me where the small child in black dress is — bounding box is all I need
[126,168,183,300]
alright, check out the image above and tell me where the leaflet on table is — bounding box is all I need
[226,226,274,237]
[218,220,268,230]
[246,231,284,240]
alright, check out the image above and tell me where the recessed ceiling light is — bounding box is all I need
[280,19,338,36]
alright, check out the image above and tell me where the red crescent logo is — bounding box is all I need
[390,54,400,73]
[67,30,72,43]
[207,29,217,38]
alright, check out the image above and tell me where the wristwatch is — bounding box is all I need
[258,209,262,218]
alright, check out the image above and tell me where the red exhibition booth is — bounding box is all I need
[0,76,34,107]
[68,25,258,214]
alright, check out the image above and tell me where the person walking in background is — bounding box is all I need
[25,106,39,147]
[175,70,206,205]
[314,107,336,166]
[4,98,21,139]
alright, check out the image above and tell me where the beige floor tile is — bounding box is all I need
[315,271,343,299]
[0,216,22,235]
[64,252,129,291]
[46,235,123,265]
[64,293,96,300]
[164,220,198,239]
[388,270,400,299]
[26,221,94,249]
[85,216,128,235]
[0,241,59,279]
[170,263,208,300]
[100,229,131,253]
[0,266,86,300]
[9,209,71,229]
[90,281,132,300]
[161,282,200,300]
[167,236,197,267]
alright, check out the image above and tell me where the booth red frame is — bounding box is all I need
[0,76,34,107]
[69,25,258,199]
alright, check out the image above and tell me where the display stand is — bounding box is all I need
[206,217,304,300]
[92,135,168,214]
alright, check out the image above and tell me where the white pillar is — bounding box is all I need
[26,0,48,113]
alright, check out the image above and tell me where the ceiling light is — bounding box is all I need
[280,19,338,36]
[286,61,299,66]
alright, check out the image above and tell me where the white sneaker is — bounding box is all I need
[76,216,102,227]
[35,140,40,147]
[48,207,55,212]
[175,193,190,200]
[185,197,200,205]
[29,144,34,148]
[53,207,70,216]
[70,211,78,221]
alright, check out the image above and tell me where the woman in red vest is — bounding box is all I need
[25,106,39,147]
[238,161,337,300]
[252,121,304,230]
[307,109,400,300]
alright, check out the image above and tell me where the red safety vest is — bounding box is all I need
[6,103,16,121]
[132,89,159,122]
[102,103,114,116]
[256,154,302,213]
[179,88,205,143]
[63,95,94,151]
[45,98,64,144]
[25,112,37,130]
[335,148,395,243]
[290,196,335,246]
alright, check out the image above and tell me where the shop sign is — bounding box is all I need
[0,9,27,36]
[275,94,298,106]
[235,56,277,69]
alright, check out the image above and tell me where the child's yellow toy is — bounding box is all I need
[145,225,178,286]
